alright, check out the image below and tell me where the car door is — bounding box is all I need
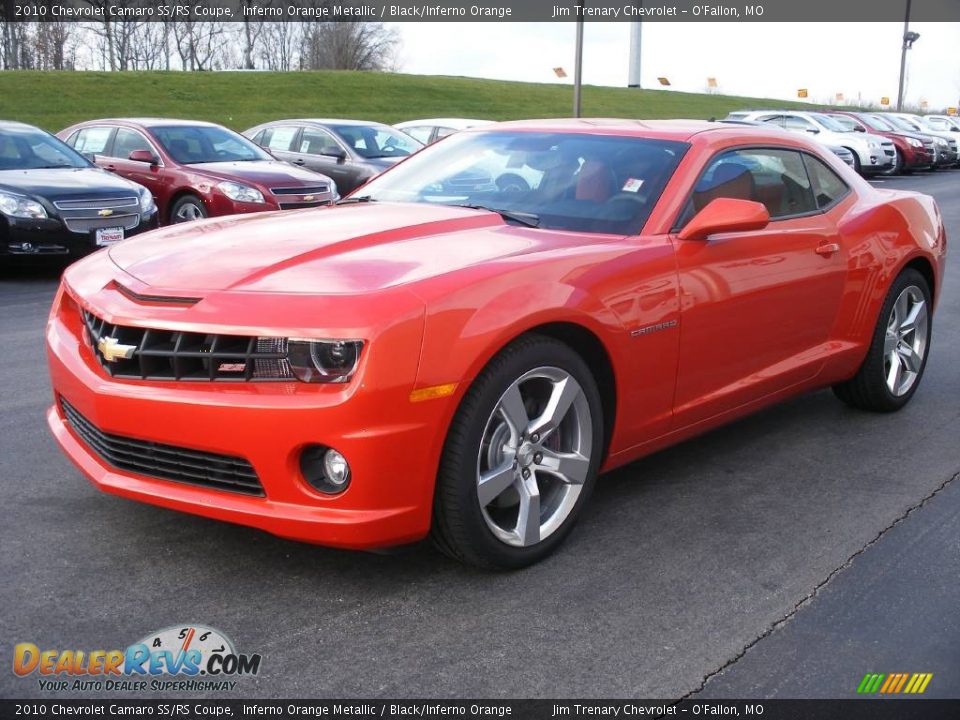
[290,126,359,193]
[69,126,116,168]
[255,125,301,166]
[671,147,849,427]
[102,127,167,197]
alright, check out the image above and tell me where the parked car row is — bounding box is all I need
[2,108,958,266]
[724,109,960,176]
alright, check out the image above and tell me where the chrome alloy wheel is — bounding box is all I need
[174,202,205,222]
[476,366,593,547]
[884,285,928,396]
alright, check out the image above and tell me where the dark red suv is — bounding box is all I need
[58,119,336,224]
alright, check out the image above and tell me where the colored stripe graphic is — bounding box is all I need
[857,672,932,694]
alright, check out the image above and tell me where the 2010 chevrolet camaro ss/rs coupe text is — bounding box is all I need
[46,120,947,568]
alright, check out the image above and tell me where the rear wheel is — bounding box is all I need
[833,269,931,412]
[432,335,604,569]
[170,195,208,224]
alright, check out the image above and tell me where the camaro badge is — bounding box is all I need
[97,336,136,362]
[97,209,114,217]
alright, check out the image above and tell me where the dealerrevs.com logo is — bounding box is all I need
[13,624,262,693]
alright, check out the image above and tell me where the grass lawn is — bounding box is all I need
[1,70,816,133]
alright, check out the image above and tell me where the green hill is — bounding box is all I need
[1,70,816,133]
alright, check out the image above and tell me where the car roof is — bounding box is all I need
[0,120,42,131]
[395,118,495,129]
[262,119,390,128]
[78,118,223,129]
[472,118,793,142]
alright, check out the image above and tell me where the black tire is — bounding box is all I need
[496,174,530,193]
[170,194,208,224]
[431,334,604,569]
[846,149,862,176]
[833,268,932,412]
[881,149,903,176]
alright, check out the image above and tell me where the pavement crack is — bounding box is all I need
[678,469,960,700]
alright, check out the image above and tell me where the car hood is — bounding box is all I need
[0,167,141,200]
[108,202,577,295]
[184,160,332,186]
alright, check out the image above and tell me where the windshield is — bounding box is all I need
[860,114,893,131]
[810,113,848,132]
[0,127,91,170]
[358,130,689,235]
[329,124,422,159]
[152,126,270,164]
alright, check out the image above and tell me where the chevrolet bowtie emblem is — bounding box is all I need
[98,209,114,217]
[97,336,136,362]
[303,195,315,202]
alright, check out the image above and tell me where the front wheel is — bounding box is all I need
[170,194,208,224]
[881,149,903,176]
[833,268,932,412]
[432,335,604,569]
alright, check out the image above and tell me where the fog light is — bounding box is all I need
[300,444,351,494]
[323,449,350,487]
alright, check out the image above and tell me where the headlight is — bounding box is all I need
[868,140,880,149]
[936,138,947,147]
[287,339,363,383]
[216,181,265,204]
[137,187,156,213]
[0,191,47,219]
[907,137,922,148]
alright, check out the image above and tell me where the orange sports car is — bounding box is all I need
[46,120,947,568]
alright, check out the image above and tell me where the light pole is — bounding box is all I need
[896,0,920,111]
[573,0,585,117]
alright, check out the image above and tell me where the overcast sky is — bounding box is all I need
[395,22,960,109]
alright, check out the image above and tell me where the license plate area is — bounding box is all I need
[95,227,124,246]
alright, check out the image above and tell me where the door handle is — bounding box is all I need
[294,159,305,166]
[815,242,840,257]
[105,165,117,172]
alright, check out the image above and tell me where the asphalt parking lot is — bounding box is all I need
[1,171,958,700]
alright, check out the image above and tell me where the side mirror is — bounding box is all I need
[128,149,159,165]
[678,198,770,242]
[321,147,347,161]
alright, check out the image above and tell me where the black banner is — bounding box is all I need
[3,700,960,719]
[5,0,960,23]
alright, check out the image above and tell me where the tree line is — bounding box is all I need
[0,2,399,72]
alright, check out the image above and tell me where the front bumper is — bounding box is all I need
[2,209,158,258]
[45,280,449,550]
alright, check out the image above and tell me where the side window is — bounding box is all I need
[783,115,816,132]
[299,128,342,156]
[251,129,267,146]
[401,126,433,144]
[802,154,850,209]
[435,127,457,140]
[265,126,298,152]
[112,128,153,159]
[73,127,114,155]
[684,148,818,224]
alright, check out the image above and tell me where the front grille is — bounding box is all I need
[270,185,329,196]
[60,398,263,496]
[81,308,295,382]
[53,197,139,211]
[54,196,141,235]
[64,215,140,234]
[279,201,330,210]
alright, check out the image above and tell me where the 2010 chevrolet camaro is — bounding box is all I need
[46,120,947,568]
